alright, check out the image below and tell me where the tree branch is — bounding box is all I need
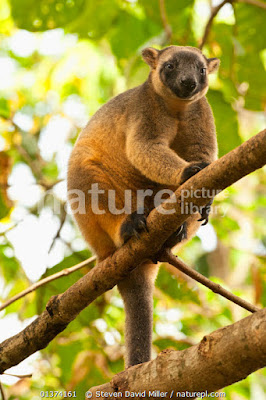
[1,233,258,314]
[0,222,21,237]
[89,308,266,398]
[199,0,266,49]
[0,256,96,312]
[159,0,172,44]
[0,129,265,374]
[160,249,260,313]
[199,0,232,50]
[48,206,67,254]
[0,381,6,400]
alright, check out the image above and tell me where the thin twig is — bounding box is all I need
[199,0,232,50]
[0,179,63,190]
[160,249,260,313]
[48,207,67,254]
[0,381,6,400]
[3,372,32,379]
[199,0,266,49]
[7,117,60,189]
[0,222,21,237]
[38,178,64,190]
[159,0,172,44]
[14,144,44,181]
[0,255,96,312]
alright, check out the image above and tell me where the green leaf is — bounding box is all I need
[109,11,159,60]
[57,341,83,384]
[41,161,58,180]
[154,338,191,351]
[0,193,10,219]
[212,215,240,240]
[235,3,266,53]
[10,0,86,32]
[156,266,200,304]
[195,254,210,277]
[261,278,266,308]
[207,89,241,157]
[166,0,195,44]
[64,302,102,333]
[208,23,239,103]
[234,3,266,110]
[237,53,266,111]
[0,98,10,118]
[36,250,92,311]
[2,278,28,314]
[67,0,120,39]
[0,244,20,282]
[21,131,39,156]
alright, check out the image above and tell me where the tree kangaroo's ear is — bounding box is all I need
[142,47,160,69]
[207,58,220,73]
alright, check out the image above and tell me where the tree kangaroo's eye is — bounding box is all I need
[200,68,207,75]
[165,63,174,70]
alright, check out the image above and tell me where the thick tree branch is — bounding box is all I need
[0,129,265,374]
[89,308,266,398]
[0,238,258,314]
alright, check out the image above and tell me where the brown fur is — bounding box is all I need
[67,45,219,367]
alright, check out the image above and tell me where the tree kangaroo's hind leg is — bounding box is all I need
[117,262,159,367]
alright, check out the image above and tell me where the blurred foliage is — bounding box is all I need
[0,0,265,398]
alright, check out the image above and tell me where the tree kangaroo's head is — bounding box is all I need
[142,45,220,103]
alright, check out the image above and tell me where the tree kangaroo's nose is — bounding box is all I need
[180,77,197,89]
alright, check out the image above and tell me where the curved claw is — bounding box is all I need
[138,219,149,233]
[198,201,212,226]
[198,216,209,226]
[151,222,188,263]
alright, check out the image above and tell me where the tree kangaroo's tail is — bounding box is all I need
[117,262,159,367]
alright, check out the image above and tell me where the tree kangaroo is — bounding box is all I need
[67,45,219,367]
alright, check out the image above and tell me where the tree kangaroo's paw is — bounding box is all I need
[180,162,210,185]
[198,199,213,226]
[151,222,187,263]
[164,221,187,248]
[120,211,148,243]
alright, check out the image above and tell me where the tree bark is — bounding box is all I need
[0,129,265,374]
[89,308,266,399]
